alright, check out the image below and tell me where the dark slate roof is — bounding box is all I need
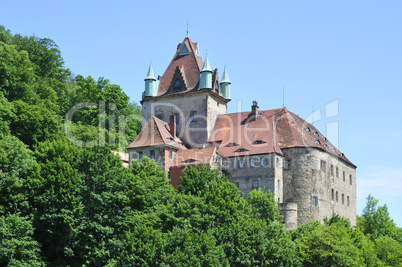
[209,108,355,167]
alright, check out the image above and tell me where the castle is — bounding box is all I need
[127,36,356,229]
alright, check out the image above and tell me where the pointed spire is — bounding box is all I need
[201,54,212,72]
[145,63,156,80]
[221,66,231,83]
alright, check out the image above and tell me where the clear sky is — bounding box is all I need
[2,0,402,226]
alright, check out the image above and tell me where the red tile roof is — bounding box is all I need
[209,108,355,167]
[127,116,187,150]
[172,146,216,167]
[157,37,203,96]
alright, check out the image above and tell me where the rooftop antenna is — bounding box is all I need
[186,20,189,37]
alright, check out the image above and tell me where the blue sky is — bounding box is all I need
[2,0,402,226]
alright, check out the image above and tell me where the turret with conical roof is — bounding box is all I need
[220,66,231,99]
[144,63,158,96]
[199,55,212,90]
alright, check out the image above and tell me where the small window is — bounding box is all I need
[238,160,244,169]
[336,191,339,202]
[261,157,268,167]
[316,140,321,145]
[277,180,280,190]
[336,167,339,178]
[190,111,197,122]
[331,189,334,200]
[156,114,163,120]
[305,127,311,132]
[250,159,255,167]
[312,196,318,207]
[285,158,291,169]
[253,140,266,145]
[169,150,173,160]
[138,151,143,158]
[347,196,350,207]
[173,79,182,93]
[349,174,352,185]
[175,113,180,124]
[235,148,248,152]
[320,160,326,173]
[252,180,259,189]
[150,150,155,159]
[342,194,345,205]
[343,171,346,181]
[276,158,280,167]
[225,143,239,147]
[330,165,334,176]
[314,132,319,137]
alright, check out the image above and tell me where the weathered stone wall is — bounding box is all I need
[128,146,166,168]
[221,153,284,201]
[282,147,356,226]
[142,90,227,147]
[279,202,298,230]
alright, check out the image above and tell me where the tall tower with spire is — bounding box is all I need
[140,36,231,148]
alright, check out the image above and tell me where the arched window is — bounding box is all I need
[173,79,182,93]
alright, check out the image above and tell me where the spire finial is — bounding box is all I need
[186,20,189,37]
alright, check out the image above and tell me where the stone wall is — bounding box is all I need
[282,147,356,226]
[221,153,284,201]
[142,90,227,147]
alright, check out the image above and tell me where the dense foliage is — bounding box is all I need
[0,26,401,266]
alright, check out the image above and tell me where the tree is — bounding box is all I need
[0,214,45,266]
[358,194,397,240]
[247,188,283,224]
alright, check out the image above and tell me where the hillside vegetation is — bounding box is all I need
[0,26,401,266]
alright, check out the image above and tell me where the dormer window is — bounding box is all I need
[226,143,239,147]
[173,79,182,93]
[235,148,249,152]
[253,140,266,145]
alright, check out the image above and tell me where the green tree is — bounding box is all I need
[0,214,45,266]
[358,194,398,241]
[375,236,402,266]
[247,188,283,224]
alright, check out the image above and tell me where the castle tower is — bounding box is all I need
[141,36,230,148]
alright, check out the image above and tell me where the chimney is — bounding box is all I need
[170,115,176,137]
[252,100,259,119]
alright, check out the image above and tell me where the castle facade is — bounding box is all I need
[127,36,356,229]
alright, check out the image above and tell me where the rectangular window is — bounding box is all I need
[330,165,334,176]
[138,151,143,158]
[349,174,352,185]
[336,191,339,202]
[190,111,197,122]
[312,196,318,207]
[285,158,291,169]
[343,171,346,181]
[342,194,345,205]
[331,189,334,200]
[320,160,326,173]
[250,159,255,167]
[336,167,339,178]
[261,157,268,167]
[276,158,280,167]
[238,160,244,169]
[175,113,180,124]
[150,150,155,159]
[252,180,259,189]
[347,196,350,207]
[169,150,173,160]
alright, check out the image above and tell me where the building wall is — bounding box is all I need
[282,147,356,226]
[142,90,227,147]
[221,153,283,201]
